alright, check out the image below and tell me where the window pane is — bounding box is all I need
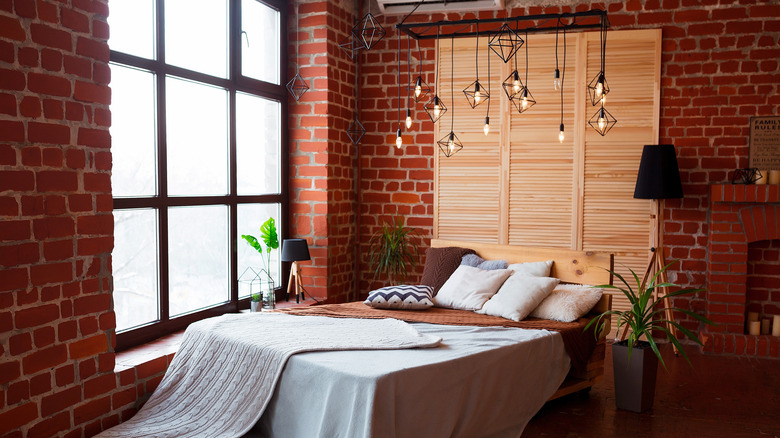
[111,64,157,197]
[165,0,228,78]
[241,0,279,84]
[236,93,280,195]
[114,209,159,331]
[238,203,281,298]
[108,0,155,59]
[166,77,228,196]
[169,206,229,317]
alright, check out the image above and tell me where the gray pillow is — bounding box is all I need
[461,253,508,270]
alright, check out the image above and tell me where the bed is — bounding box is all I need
[252,239,614,437]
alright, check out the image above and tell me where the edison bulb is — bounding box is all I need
[596,82,603,97]
[448,139,455,154]
[395,129,403,148]
[521,95,529,110]
[600,95,606,105]
[474,90,481,103]
[597,116,607,132]
[433,104,440,118]
[553,69,561,91]
[415,85,421,97]
[405,109,412,129]
[513,80,520,94]
[483,117,490,136]
[558,124,565,143]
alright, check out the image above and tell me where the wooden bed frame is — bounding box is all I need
[430,239,614,401]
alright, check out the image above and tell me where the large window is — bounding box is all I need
[109,0,288,349]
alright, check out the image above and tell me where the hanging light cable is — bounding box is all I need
[463,23,489,109]
[501,20,522,102]
[410,36,430,103]
[424,26,447,123]
[405,34,413,129]
[484,35,491,136]
[559,26,566,143]
[553,19,561,91]
[396,28,403,148]
[588,15,610,106]
[514,29,535,113]
[286,2,310,101]
[437,37,462,157]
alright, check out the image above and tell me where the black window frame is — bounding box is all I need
[111,0,289,350]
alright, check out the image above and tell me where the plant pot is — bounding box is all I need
[250,301,261,312]
[612,340,658,413]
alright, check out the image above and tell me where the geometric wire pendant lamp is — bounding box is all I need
[424,26,447,123]
[352,8,386,50]
[587,17,610,106]
[347,118,366,144]
[437,37,463,157]
[488,22,523,63]
[511,30,535,114]
[286,2,309,101]
[463,24,489,109]
[408,38,431,103]
[588,104,617,136]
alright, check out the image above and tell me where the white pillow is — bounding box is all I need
[507,260,553,277]
[364,285,434,310]
[434,265,512,311]
[530,284,604,322]
[478,276,560,321]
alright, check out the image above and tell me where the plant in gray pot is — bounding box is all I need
[367,217,421,286]
[586,261,714,413]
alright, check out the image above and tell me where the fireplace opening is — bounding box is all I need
[746,239,780,335]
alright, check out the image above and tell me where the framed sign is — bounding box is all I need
[749,116,780,171]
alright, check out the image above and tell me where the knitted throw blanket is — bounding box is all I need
[97,313,441,438]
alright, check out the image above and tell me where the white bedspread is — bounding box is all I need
[96,313,441,438]
[253,323,570,438]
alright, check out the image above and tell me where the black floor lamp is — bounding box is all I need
[281,239,310,303]
[632,144,684,354]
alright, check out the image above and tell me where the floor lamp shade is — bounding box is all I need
[281,239,311,262]
[633,144,684,199]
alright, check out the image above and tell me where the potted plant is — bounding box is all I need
[367,217,421,286]
[241,217,279,311]
[585,260,714,413]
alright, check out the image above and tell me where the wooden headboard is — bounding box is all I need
[431,239,614,287]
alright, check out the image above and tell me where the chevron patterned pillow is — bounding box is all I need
[364,285,435,310]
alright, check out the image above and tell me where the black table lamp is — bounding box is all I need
[630,144,683,353]
[281,239,310,303]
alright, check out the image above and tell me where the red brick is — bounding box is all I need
[84,372,116,398]
[58,320,78,342]
[0,120,25,141]
[30,261,73,286]
[69,333,108,359]
[31,23,73,51]
[112,386,136,409]
[0,67,26,91]
[42,99,64,120]
[29,122,71,144]
[19,96,41,117]
[62,8,90,33]
[30,371,52,396]
[0,14,26,41]
[36,170,78,192]
[41,386,82,417]
[0,402,38,431]
[43,239,74,261]
[28,72,72,97]
[77,127,110,148]
[75,37,109,62]
[28,411,71,438]
[74,395,111,425]
[22,344,67,374]
[41,48,63,71]
[0,360,20,385]
[15,303,60,329]
[74,293,111,316]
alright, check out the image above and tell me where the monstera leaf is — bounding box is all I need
[259,217,279,254]
[241,234,263,253]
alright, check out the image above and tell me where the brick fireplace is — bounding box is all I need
[703,184,780,358]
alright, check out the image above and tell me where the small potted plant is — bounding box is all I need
[241,217,279,311]
[585,261,714,412]
[367,217,421,286]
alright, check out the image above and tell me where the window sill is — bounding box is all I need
[114,299,319,371]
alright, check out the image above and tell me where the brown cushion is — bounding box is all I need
[420,246,476,295]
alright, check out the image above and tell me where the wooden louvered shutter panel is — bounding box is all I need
[435,37,503,243]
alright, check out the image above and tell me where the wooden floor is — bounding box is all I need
[524,343,780,437]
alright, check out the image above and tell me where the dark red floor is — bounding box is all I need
[524,343,780,437]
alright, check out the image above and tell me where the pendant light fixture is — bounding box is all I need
[339,32,362,59]
[558,26,566,144]
[286,2,309,101]
[463,24,490,109]
[587,17,610,106]
[488,21,523,64]
[512,30,535,114]
[588,104,617,136]
[409,38,431,104]
[424,26,447,124]
[501,54,522,101]
[484,36,491,136]
[437,37,462,157]
[352,2,385,50]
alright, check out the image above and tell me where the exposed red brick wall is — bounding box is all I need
[355,1,780,335]
[747,239,780,318]
[288,0,358,302]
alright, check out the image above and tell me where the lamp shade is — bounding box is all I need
[281,239,310,262]
[633,144,684,199]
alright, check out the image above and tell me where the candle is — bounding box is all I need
[755,170,767,185]
[769,170,780,185]
[748,321,761,336]
[747,311,759,322]
[762,319,771,335]
[773,315,780,337]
